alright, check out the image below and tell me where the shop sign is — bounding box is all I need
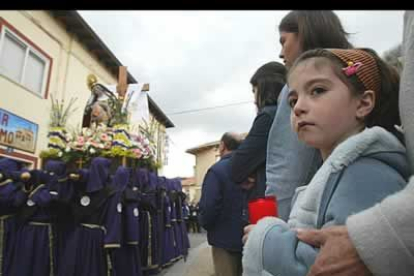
[0,108,38,153]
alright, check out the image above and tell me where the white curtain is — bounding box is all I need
[104,83,150,126]
[0,32,26,82]
[24,51,46,94]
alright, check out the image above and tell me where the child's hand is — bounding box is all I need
[242,224,255,244]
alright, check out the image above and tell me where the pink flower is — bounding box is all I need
[133,149,142,158]
[77,136,85,145]
[343,62,363,77]
[91,141,100,148]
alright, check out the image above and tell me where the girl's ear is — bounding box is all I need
[356,90,375,120]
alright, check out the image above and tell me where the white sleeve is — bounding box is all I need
[346,176,414,276]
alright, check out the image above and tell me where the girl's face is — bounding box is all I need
[287,59,366,160]
[279,31,302,68]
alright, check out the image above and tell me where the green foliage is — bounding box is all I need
[136,156,160,171]
[110,99,129,126]
[101,146,136,159]
[40,148,60,159]
[49,95,78,128]
[40,148,91,166]
[139,117,158,144]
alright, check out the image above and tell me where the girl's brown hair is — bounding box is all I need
[289,48,400,132]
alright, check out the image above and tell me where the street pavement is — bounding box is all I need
[159,231,215,276]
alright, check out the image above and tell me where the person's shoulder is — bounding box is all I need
[262,104,278,112]
[258,105,277,116]
[321,153,409,225]
[339,154,408,191]
[209,157,230,172]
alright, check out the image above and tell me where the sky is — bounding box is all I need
[78,10,404,178]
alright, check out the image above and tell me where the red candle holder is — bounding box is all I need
[248,195,278,224]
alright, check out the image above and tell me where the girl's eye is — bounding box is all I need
[311,87,326,95]
[288,97,297,108]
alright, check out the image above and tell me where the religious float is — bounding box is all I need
[0,70,190,276]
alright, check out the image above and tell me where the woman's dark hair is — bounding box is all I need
[279,11,353,52]
[289,48,400,133]
[250,61,287,110]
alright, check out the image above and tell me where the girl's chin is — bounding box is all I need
[298,136,321,149]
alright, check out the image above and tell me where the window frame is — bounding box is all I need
[0,17,53,99]
[0,150,38,169]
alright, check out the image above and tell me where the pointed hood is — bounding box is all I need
[0,158,21,179]
[44,160,67,177]
[147,171,158,191]
[72,168,90,192]
[86,157,111,193]
[0,158,20,172]
[136,168,149,191]
[112,166,130,191]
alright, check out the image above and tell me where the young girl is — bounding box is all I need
[266,10,352,221]
[242,48,411,276]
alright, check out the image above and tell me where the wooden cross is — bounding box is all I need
[116,66,150,105]
[117,66,128,102]
[142,83,150,92]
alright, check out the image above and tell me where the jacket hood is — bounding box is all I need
[329,127,410,179]
[289,126,409,229]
